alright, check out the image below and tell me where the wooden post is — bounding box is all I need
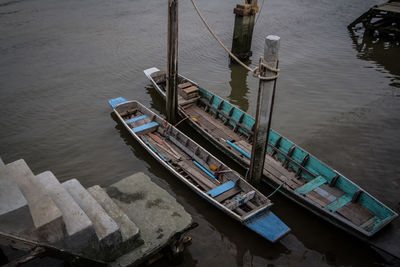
[231,0,258,61]
[248,35,280,187]
[166,0,178,124]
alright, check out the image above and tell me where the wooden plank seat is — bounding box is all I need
[132,121,158,134]
[125,115,147,124]
[294,176,327,195]
[214,187,241,202]
[206,181,235,198]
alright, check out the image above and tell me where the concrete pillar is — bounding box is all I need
[248,35,280,187]
[231,0,258,61]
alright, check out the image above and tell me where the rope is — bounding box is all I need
[190,0,279,81]
[190,0,256,73]
[254,57,280,80]
[245,168,250,179]
[174,116,189,127]
[266,182,285,198]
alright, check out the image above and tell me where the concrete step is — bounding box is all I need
[88,185,142,250]
[62,179,122,249]
[35,171,96,251]
[6,159,64,243]
[0,160,33,234]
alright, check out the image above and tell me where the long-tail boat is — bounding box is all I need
[108,98,291,242]
[143,67,398,238]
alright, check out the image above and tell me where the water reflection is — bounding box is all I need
[348,27,400,89]
[228,62,251,112]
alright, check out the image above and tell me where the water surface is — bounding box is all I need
[0,0,399,265]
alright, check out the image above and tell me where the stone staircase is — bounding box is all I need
[0,158,143,262]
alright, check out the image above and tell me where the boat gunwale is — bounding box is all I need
[143,67,398,237]
[111,99,274,223]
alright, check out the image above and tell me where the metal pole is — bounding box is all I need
[166,0,178,124]
[248,35,280,187]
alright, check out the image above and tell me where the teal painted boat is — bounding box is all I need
[144,67,398,238]
[109,98,290,242]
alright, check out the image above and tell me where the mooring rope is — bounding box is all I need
[266,182,285,198]
[190,0,279,80]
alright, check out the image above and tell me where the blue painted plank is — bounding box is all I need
[143,139,172,166]
[225,140,251,159]
[193,161,215,179]
[108,97,128,108]
[294,176,327,195]
[206,181,235,198]
[125,115,147,124]
[132,121,158,133]
[245,210,291,242]
[325,194,352,212]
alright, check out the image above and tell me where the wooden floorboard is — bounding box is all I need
[185,107,229,140]
[337,202,374,226]
[183,104,376,229]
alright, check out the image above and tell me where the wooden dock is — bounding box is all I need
[348,1,400,37]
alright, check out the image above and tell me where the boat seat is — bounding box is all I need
[125,115,147,124]
[132,121,158,135]
[214,187,241,202]
[206,181,235,198]
[324,193,352,212]
[294,175,327,195]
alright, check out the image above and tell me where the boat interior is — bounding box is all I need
[148,70,397,236]
[114,101,272,220]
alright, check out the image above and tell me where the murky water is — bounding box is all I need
[1,0,399,265]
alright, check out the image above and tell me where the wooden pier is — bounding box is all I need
[348,1,400,38]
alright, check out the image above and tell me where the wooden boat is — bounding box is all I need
[143,67,398,238]
[108,98,291,242]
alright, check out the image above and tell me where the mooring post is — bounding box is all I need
[248,35,280,187]
[231,0,258,61]
[166,0,178,124]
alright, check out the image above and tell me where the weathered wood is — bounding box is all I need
[166,0,179,124]
[177,161,216,190]
[214,187,241,202]
[231,0,258,60]
[225,191,255,210]
[337,203,373,226]
[249,35,280,187]
[178,82,192,90]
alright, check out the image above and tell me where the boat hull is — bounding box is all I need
[143,67,398,239]
[109,98,290,242]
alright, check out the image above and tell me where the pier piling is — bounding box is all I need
[231,0,258,61]
[249,35,280,187]
[166,0,179,124]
